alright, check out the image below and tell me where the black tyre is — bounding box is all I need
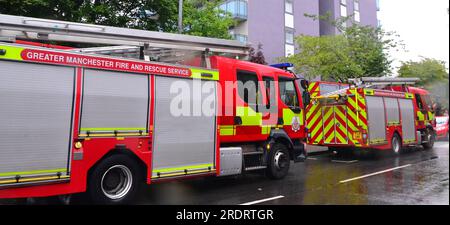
[87,154,142,204]
[391,133,402,155]
[422,129,435,150]
[266,143,290,180]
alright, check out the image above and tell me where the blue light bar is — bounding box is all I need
[270,63,294,69]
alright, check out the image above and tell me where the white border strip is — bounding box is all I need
[239,195,285,205]
[339,164,412,184]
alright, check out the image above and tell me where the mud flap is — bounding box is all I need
[293,142,307,163]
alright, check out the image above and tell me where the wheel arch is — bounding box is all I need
[87,147,147,183]
[268,129,295,160]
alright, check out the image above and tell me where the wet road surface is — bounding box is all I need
[1,141,448,205]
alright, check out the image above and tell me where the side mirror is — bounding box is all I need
[291,106,301,114]
[300,80,309,90]
[302,91,311,106]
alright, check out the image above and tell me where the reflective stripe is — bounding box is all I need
[370,138,388,144]
[306,102,323,144]
[405,93,414,99]
[364,89,374,95]
[261,125,272,135]
[417,111,425,121]
[428,111,435,122]
[323,107,335,143]
[80,127,147,131]
[282,108,303,125]
[348,92,367,129]
[0,168,67,178]
[152,163,214,174]
[308,82,320,98]
[334,106,348,144]
[0,175,70,185]
[79,133,148,137]
[220,125,235,136]
[236,106,262,126]
[190,68,219,81]
[0,45,24,61]
[152,169,215,179]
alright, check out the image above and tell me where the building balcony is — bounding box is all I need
[219,0,248,21]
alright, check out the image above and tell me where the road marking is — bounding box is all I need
[239,195,285,205]
[307,157,318,160]
[339,164,412,184]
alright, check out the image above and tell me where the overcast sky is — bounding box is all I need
[377,0,449,73]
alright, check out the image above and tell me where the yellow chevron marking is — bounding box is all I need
[336,131,347,143]
[307,108,322,130]
[311,120,323,138]
[346,110,359,131]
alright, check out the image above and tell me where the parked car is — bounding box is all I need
[435,116,449,141]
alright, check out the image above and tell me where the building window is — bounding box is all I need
[285,13,294,28]
[354,11,360,22]
[219,0,248,20]
[340,0,347,6]
[234,34,248,44]
[285,29,294,44]
[340,4,347,17]
[285,1,293,14]
[285,44,295,57]
[354,0,360,11]
[354,0,360,22]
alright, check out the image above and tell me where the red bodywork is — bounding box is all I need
[435,116,449,140]
[0,49,304,199]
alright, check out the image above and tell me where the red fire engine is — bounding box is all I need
[305,77,436,155]
[0,42,308,204]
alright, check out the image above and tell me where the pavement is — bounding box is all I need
[1,141,448,205]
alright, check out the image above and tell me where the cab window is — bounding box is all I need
[237,70,260,112]
[278,78,300,109]
[415,94,424,110]
[262,76,275,112]
[422,95,434,110]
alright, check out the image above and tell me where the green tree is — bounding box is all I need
[284,14,402,82]
[398,58,449,110]
[398,58,449,86]
[0,0,233,39]
[182,0,234,39]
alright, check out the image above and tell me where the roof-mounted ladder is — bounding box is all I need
[0,14,249,66]
[316,77,421,99]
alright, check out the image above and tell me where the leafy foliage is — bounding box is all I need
[284,14,402,82]
[182,0,234,39]
[0,0,233,39]
[398,58,449,86]
[398,58,449,110]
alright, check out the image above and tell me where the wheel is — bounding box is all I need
[266,143,290,179]
[391,133,402,155]
[87,154,141,204]
[422,129,435,150]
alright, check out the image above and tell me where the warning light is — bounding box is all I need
[74,141,83,149]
